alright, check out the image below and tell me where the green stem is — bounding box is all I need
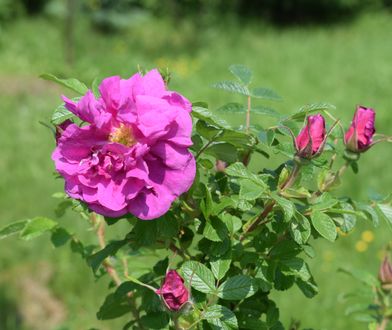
[173,315,183,330]
[185,318,203,330]
[195,131,223,160]
[280,162,301,190]
[240,163,301,240]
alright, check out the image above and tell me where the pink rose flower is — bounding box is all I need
[156,270,189,311]
[52,69,196,220]
[344,106,376,153]
[295,114,326,159]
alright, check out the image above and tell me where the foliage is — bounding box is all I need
[340,246,392,329]
[1,65,392,330]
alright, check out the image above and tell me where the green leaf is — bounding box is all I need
[296,278,319,298]
[259,129,276,146]
[217,275,257,300]
[376,203,392,227]
[132,220,158,246]
[50,227,72,247]
[338,268,379,287]
[220,213,242,235]
[211,197,237,216]
[285,102,336,121]
[196,120,222,140]
[87,239,127,273]
[51,102,76,125]
[210,252,231,281]
[200,183,214,219]
[271,193,295,222]
[204,217,228,242]
[266,304,279,327]
[212,80,250,96]
[140,312,169,329]
[311,211,337,242]
[229,64,252,85]
[181,261,216,294]
[217,102,246,113]
[19,217,58,240]
[251,87,282,101]
[345,303,371,316]
[205,143,238,163]
[357,203,379,227]
[290,214,311,244]
[192,105,231,129]
[239,179,265,201]
[0,220,28,240]
[215,129,257,148]
[339,203,357,233]
[225,162,267,188]
[311,193,339,211]
[91,77,100,97]
[254,263,273,292]
[204,304,238,330]
[96,293,131,320]
[280,258,311,281]
[251,106,282,118]
[269,240,301,260]
[40,73,88,95]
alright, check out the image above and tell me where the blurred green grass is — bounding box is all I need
[0,12,392,329]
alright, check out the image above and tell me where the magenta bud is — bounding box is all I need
[156,270,189,312]
[344,106,375,153]
[215,160,227,172]
[379,256,392,290]
[295,114,326,159]
[55,120,73,144]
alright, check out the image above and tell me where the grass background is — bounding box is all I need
[0,10,392,329]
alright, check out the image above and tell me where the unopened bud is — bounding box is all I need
[156,270,190,312]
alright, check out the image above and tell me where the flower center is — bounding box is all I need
[109,124,136,147]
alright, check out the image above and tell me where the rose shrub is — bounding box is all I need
[1,65,392,330]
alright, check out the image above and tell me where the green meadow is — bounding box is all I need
[0,11,391,329]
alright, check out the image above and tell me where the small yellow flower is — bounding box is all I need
[355,241,368,253]
[323,250,334,262]
[361,230,374,243]
[337,227,348,237]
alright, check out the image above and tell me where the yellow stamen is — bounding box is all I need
[109,124,136,147]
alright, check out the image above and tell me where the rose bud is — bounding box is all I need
[156,270,189,312]
[344,106,375,153]
[55,119,73,144]
[215,160,227,172]
[379,256,392,290]
[295,114,326,159]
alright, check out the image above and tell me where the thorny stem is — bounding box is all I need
[91,213,146,329]
[95,219,122,286]
[246,95,251,133]
[328,138,339,169]
[168,241,188,260]
[280,162,301,190]
[240,163,301,240]
[377,317,390,330]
